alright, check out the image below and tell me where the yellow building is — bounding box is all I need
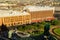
[0,10,31,27]
[0,6,55,27]
[23,6,55,22]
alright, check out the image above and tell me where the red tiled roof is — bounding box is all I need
[32,19,42,22]
[46,17,55,21]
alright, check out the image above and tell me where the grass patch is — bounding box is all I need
[54,28,60,36]
[17,20,60,36]
[17,23,44,36]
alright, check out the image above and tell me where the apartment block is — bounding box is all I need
[0,6,55,27]
[23,6,55,23]
[0,10,31,27]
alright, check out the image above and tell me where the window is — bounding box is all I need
[10,20,13,22]
[11,23,13,26]
[14,23,16,25]
[4,18,10,23]
[17,22,20,25]
[20,22,22,24]
[8,24,11,26]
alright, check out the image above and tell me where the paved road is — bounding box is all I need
[49,26,60,39]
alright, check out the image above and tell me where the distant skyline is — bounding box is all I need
[0,0,60,2]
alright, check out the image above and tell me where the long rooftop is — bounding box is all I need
[0,3,16,6]
[0,10,30,17]
[23,5,55,12]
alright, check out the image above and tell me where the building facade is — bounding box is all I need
[23,6,55,23]
[0,6,55,27]
[0,10,31,27]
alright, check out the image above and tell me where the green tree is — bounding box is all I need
[51,19,58,25]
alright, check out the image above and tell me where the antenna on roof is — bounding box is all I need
[10,11,13,14]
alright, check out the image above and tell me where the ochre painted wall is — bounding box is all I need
[29,10,54,22]
[0,14,31,27]
[0,10,54,27]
